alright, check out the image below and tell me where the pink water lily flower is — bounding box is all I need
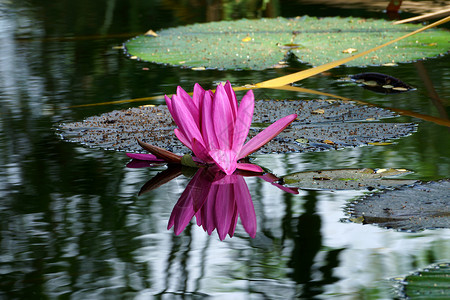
[165,81,297,175]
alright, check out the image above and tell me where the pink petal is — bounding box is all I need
[210,167,228,182]
[168,169,212,235]
[167,188,195,235]
[137,140,182,164]
[212,84,234,150]
[171,93,205,146]
[184,168,212,212]
[200,186,219,235]
[174,128,192,150]
[192,83,205,109]
[192,138,213,163]
[236,163,263,173]
[271,183,299,194]
[228,209,239,238]
[195,210,203,226]
[172,94,196,123]
[210,149,238,175]
[223,81,238,122]
[214,183,236,240]
[177,85,192,103]
[258,173,278,183]
[165,95,174,116]
[234,176,256,238]
[126,153,165,161]
[213,172,237,184]
[201,91,219,150]
[258,174,299,194]
[191,169,214,212]
[232,90,254,153]
[177,86,200,124]
[165,94,184,131]
[126,160,154,168]
[238,114,298,159]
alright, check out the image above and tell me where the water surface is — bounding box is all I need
[0,1,449,299]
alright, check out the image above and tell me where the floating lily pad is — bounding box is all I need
[347,180,450,231]
[282,168,417,190]
[124,16,450,70]
[395,263,450,299]
[58,99,416,154]
[349,72,415,94]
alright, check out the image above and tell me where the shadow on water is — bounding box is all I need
[0,0,449,299]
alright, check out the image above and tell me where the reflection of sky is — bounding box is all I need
[116,165,450,297]
[318,191,450,295]
[0,10,20,191]
[0,11,20,112]
[0,8,44,114]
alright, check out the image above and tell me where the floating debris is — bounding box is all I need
[342,48,358,54]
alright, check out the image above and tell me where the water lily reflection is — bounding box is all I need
[133,163,298,240]
[167,167,256,240]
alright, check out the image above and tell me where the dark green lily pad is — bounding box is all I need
[58,99,416,154]
[347,180,450,231]
[395,263,450,299]
[124,16,450,70]
[282,168,417,190]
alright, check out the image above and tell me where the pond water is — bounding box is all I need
[0,1,449,299]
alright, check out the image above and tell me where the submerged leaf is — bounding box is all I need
[58,99,416,154]
[350,72,415,94]
[347,180,450,231]
[283,168,417,190]
[125,16,450,70]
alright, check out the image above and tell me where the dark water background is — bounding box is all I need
[0,1,449,299]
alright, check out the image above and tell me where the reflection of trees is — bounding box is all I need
[0,4,161,290]
[0,4,154,290]
[220,188,343,298]
[161,0,279,22]
[288,190,341,298]
[0,184,152,299]
[0,2,274,296]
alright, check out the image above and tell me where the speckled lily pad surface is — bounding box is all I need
[125,16,450,70]
[347,180,450,231]
[58,99,416,154]
[282,168,417,190]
